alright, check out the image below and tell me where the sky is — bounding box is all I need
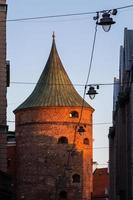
[6,0,133,167]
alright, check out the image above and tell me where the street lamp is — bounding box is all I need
[94,9,117,32]
[77,125,85,134]
[96,12,115,32]
[86,86,98,100]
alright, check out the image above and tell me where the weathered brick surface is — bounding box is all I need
[15,106,93,200]
[7,144,16,177]
[0,9,7,125]
[0,0,6,4]
[92,168,109,199]
[0,0,7,172]
[0,134,7,171]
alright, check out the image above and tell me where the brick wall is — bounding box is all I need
[0,0,7,172]
[0,1,7,125]
[7,144,16,177]
[15,106,93,200]
[92,168,109,199]
[0,0,6,4]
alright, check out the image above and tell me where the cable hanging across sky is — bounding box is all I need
[2,4,133,22]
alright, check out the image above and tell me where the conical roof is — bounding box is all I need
[15,35,91,112]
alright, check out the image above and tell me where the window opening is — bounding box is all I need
[83,138,89,145]
[59,191,67,199]
[72,174,80,183]
[58,137,68,144]
[69,111,79,118]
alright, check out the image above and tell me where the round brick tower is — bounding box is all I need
[14,35,94,200]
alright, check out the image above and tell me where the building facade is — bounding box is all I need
[92,168,109,200]
[0,1,12,199]
[0,0,9,173]
[0,170,12,200]
[14,35,94,200]
[109,28,133,200]
[7,132,16,178]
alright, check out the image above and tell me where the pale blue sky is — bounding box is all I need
[6,0,133,167]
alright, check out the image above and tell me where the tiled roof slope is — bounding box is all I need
[15,36,91,111]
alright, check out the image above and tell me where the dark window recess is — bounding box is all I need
[6,61,10,87]
[7,159,11,167]
[48,193,52,200]
[72,174,80,183]
[58,137,68,144]
[119,190,126,200]
[83,138,89,145]
[69,111,79,118]
[0,4,7,12]
[59,191,67,199]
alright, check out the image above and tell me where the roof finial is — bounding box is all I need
[52,31,55,40]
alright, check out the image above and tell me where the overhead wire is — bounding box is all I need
[61,23,98,183]
[2,4,133,23]
[7,120,112,126]
[4,4,131,198]
[8,23,103,179]
[74,22,98,139]
[8,17,112,186]
[10,81,129,86]
[7,3,129,192]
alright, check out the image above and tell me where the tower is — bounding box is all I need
[0,0,8,172]
[14,35,94,200]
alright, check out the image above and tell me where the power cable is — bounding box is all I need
[6,4,127,196]
[76,23,98,131]
[7,120,112,125]
[1,4,133,23]
[8,23,110,190]
[7,121,112,132]
[10,81,129,86]
[61,23,98,184]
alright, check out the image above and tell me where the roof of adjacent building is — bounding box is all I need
[92,168,109,198]
[15,34,92,112]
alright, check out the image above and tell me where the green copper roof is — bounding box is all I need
[15,35,91,111]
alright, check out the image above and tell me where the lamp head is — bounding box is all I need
[77,126,85,134]
[97,12,116,32]
[86,86,98,100]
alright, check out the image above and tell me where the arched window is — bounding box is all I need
[59,191,67,199]
[69,111,79,118]
[83,138,89,145]
[72,174,80,183]
[58,137,68,144]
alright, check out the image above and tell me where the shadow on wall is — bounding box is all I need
[15,132,84,200]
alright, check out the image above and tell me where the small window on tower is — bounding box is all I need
[58,137,68,144]
[72,174,80,183]
[83,138,89,145]
[69,111,79,118]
